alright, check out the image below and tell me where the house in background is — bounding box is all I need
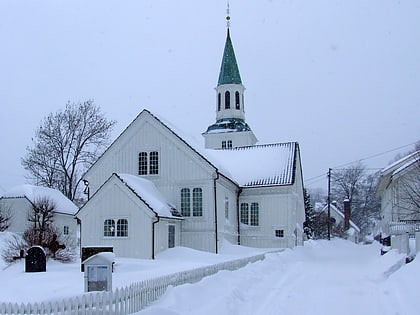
[0,184,79,244]
[77,21,305,259]
[316,202,361,243]
[377,150,420,236]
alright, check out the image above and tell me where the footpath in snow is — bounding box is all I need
[137,239,419,315]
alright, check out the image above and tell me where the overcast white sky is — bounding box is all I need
[0,0,419,193]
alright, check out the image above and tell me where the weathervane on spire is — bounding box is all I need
[226,1,231,28]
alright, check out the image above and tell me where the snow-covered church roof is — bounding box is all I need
[204,143,297,187]
[152,111,299,187]
[0,184,78,215]
[115,173,182,219]
[85,109,300,190]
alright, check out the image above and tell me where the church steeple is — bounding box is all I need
[202,6,257,150]
[218,29,242,86]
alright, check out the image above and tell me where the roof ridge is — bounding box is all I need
[230,142,297,151]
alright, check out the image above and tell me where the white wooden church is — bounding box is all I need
[77,22,305,259]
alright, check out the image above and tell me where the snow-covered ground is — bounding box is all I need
[0,231,270,303]
[138,240,419,315]
[1,232,419,315]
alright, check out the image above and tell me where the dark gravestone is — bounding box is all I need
[25,246,46,272]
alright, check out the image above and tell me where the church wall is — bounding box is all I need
[204,130,257,150]
[86,113,216,197]
[78,177,155,259]
[239,184,302,248]
[85,113,216,195]
[216,177,240,247]
[177,180,217,253]
[292,149,305,245]
[83,112,221,255]
[154,219,182,256]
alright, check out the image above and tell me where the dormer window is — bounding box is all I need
[225,91,230,109]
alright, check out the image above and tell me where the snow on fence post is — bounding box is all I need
[392,234,410,255]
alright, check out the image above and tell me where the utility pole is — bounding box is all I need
[327,168,332,240]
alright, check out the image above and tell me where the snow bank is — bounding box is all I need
[385,257,420,313]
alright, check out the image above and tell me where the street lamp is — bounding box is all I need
[83,179,90,200]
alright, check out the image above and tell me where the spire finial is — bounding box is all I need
[226,1,231,29]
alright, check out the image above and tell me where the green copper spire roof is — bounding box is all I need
[217,29,242,86]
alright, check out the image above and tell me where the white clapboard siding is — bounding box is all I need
[85,111,216,197]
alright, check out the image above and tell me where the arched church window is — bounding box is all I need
[225,91,230,109]
[218,93,221,111]
[235,91,240,109]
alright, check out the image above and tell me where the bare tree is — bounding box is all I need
[25,197,56,246]
[22,100,116,201]
[0,203,12,232]
[331,162,365,205]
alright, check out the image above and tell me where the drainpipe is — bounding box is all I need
[152,216,160,259]
[213,172,219,254]
[236,188,242,245]
[76,217,82,257]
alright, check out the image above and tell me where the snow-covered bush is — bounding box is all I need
[1,233,29,264]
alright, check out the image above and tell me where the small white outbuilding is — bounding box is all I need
[0,184,78,243]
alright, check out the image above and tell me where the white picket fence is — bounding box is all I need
[389,221,420,238]
[0,253,267,315]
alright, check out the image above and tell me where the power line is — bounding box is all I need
[333,142,417,169]
[303,141,418,186]
[304,173,327,183]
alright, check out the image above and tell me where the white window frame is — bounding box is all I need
[138,150,160,175]
[275,229,285,238]
[180,187,203,217]
[240,202,259,226]
[104,218,129,238]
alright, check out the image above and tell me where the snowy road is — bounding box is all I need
[138,240,417,315]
